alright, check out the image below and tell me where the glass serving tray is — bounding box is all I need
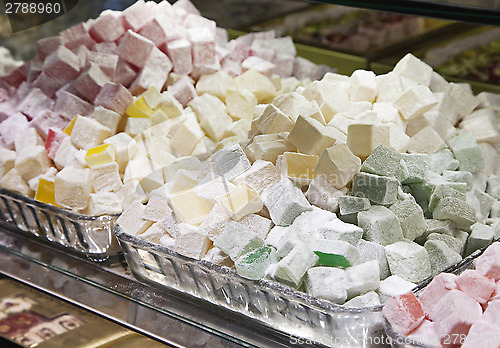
[383,245,491,348]
[0,188,122,263]
[114,225,387,348]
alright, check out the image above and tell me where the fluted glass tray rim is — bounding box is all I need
[114,225,383,315]
[0,188,122,263]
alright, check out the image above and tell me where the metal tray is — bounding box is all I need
[114,225,388,348]
[383,244,491,348]
[0,188,122,263]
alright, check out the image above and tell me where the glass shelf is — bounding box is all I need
[312,0,500,25]
[2,228,367,348]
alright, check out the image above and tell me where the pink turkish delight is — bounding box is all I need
[167,75,197,107]
[17,88,54,120]
[89,13,125,43]
[30,110,69,139]
[60,22,95,50]
[53,90,93,119]
[431,290,482,346]
[92,42,118,55]
[165,38,193,75]
[475,242,500,281]
[456,269,496,304]
[42,45,80,84]
[87,51,118,80]
[418,273,458,319]
[36,36,63,60]
[117,30,155,69]
[94,82,133,115]
[406,320,441,348]
[32,72,62,98]
[129,47,172,95]
[188,27,216,70]
[0,113,28,149]
[122,0,155,32]
[71,63,110,102]
[382,291,425,336]
[114,59,137,88]
[138,14,175,47]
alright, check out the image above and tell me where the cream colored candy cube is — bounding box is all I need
[139,169,165,194]
[347,124,390,160]
[348,70,377,103]
[388,124,411,153]
[90,162,123,193]
[158,91,183,118]
[372,102,407,130]
[234,68,276,103]
[407,126,446,154]
[430,71,451,93]
[170,189,214,226]
[14,145,51,181]
[54,167,91,210]
[151,109,169,126]
[139,86,162,109]
[328,113,356,135]
[461,111,499,143]
[89,106,121,135]
[321,84,351,115]
[162,156,201,182]
[123,156,154,183]
[188,93,233,141]
[315,144,361,189]
[14,128,43,155]
[0,168,33,197]
[174,223,212,260]
[287,116,337,156]
[103,133,137,174]
[171,115,204,156]
[431,92,460,125]
[143,196,172,222]
[225,88,258,121]
[281,152,318,185]
[232,160,281,194]
[303,80,333,106]
[195,175,236,203]
[224,119,251,142]
[277,76,302,96]
[170,169,198,194]
[393,53,433,87]
[246,136,296,164]
[255,104,294,134]
[54,137,86,170]
[125,117,152,137]
[145,136,176,168]
[273,92,325,124]
[196,70,235,101]
[0,148,16,177]
[70,116,112,150]
[449,83,479,119]
[87,192,122,216]
[394,85,438,121]
[375,72,404,104]
[116,201,152,236]
[219,182,263,221]
[116,180,147,210]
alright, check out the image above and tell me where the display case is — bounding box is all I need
[1,1,500,347]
